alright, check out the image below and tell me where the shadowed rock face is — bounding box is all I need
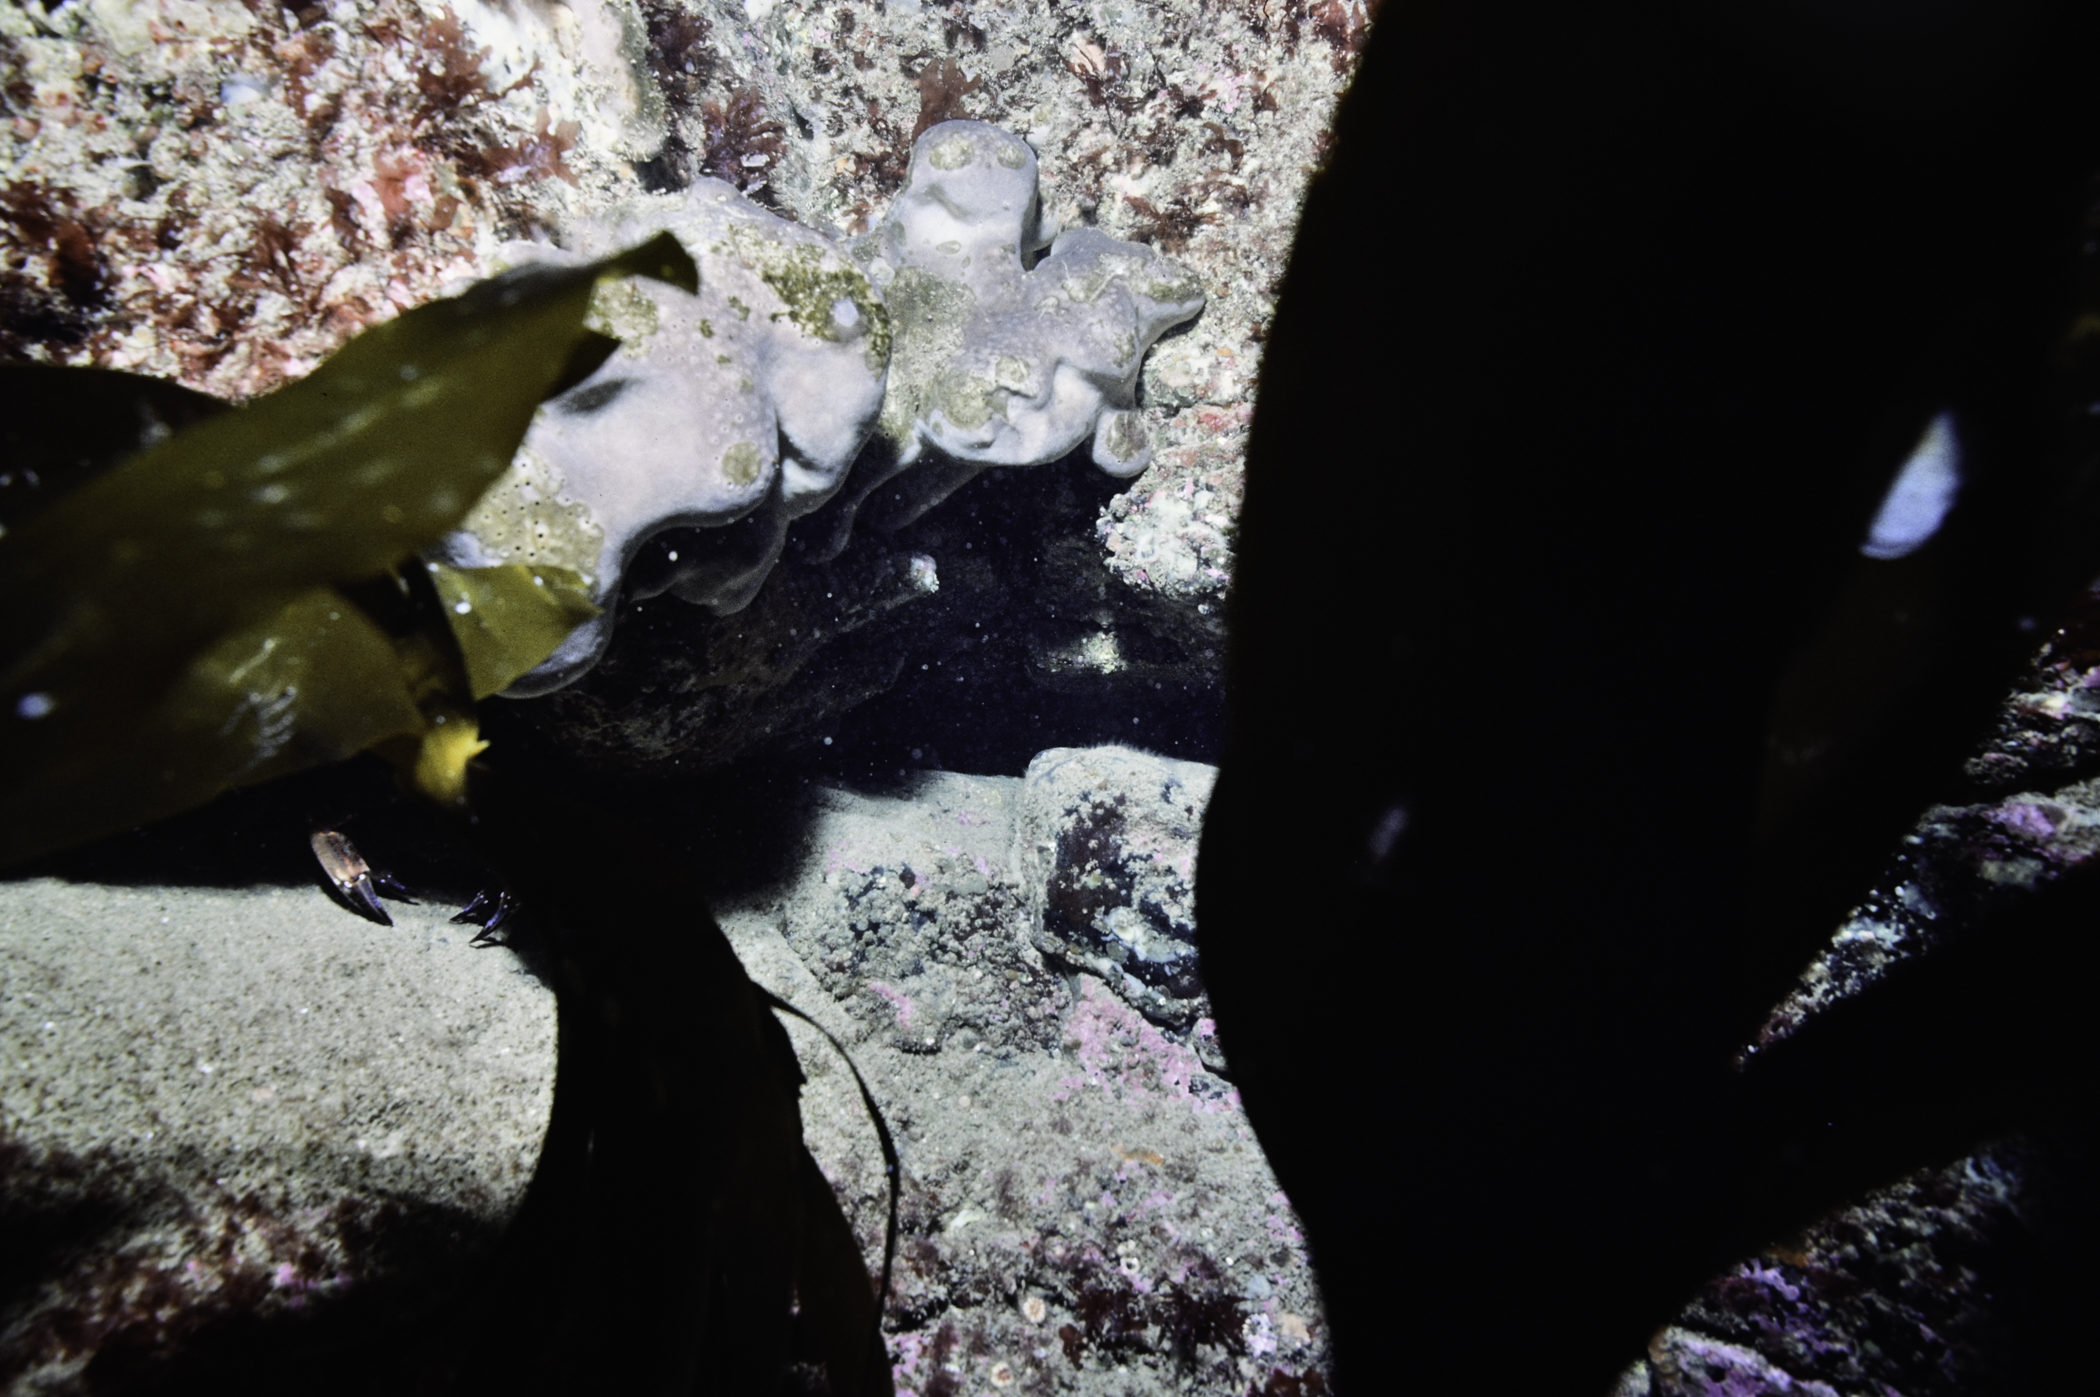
[482,452,1228,783]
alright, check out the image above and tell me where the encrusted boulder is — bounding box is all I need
[1015,744,1216,1033]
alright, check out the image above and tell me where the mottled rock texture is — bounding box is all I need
[1659,590,2100,1397]
[1622,1147,2042,1397]
[728,762,1330,1397]
[1763,584,2100,1043]
[9,4,2092,1395]
[1,0,602,396]
[0,755,1334,1396]
[1017,745,1214,1032]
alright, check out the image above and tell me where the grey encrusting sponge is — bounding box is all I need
[431,121,1204,696]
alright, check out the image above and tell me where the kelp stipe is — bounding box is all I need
[443,766,894,1397]
[761,987,902,1395]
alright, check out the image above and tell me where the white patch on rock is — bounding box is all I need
[450,0,665,161]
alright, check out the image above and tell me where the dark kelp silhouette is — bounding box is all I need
[0,238,895,1395]
[450,771,896,1396]
[1199,1,2100,1389]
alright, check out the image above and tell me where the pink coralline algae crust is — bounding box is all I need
[1262,1191,1304,1249]
[1645,1147,2034,1397]
[714,777,1331,1393]
[0,3,602,400]
[0,1132,488,1392]
[886,1326,931,1397]
[1988,800,2059,842]
[1971,792,2100,875]
[1053,976,1241,1116]
[868,979,916,1029]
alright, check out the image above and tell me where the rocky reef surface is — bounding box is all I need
[1610,592,2100,1397]
[5,731,2091,1394]
[4,2,2095,1394]
[0,749,1332,1396]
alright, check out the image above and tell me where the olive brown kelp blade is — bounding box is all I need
[451,765,890,1397]
[428,561,601,702]
[0,233,694,866]
[0,364,230,535]
[0,586,432,861]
